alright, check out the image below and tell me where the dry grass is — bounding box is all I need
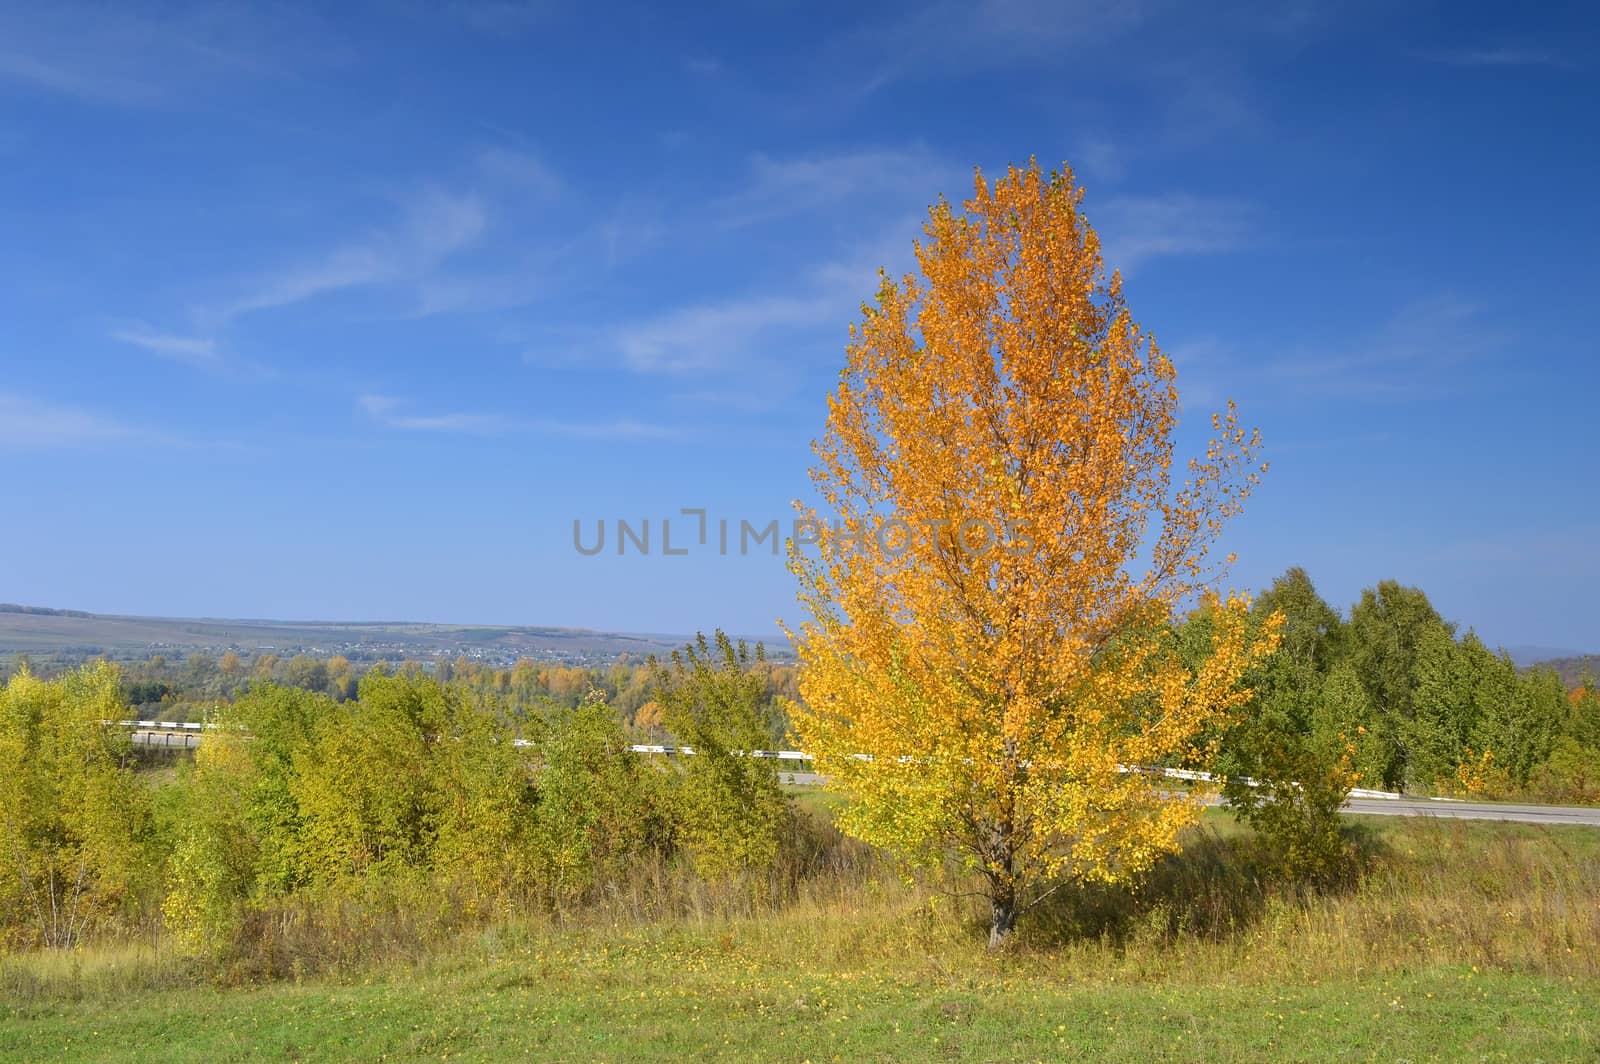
[3,808,1596,1002]
[1008,814,1600,983]
[4,810,1599,1061]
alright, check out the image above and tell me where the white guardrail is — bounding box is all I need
[109,719,1415,800]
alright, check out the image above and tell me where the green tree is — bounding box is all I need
[1346,581,1454,787]
[0,663,153,948]
[282,655,331,694]
[1407,627,1481,789]
[1255,567,1343,676]
[1217,570,1358,879]
[653,632,788,882]
[290,672,442,885]
[527,692,662,909]
[1472,662,1564,791]
[162,683,334,949]
[184,653,219,693]
[429,687,540,909]
[230,682,333,895]
[1317,661,1389,788]
[1569,675,1600,750]
[162,725,264,952]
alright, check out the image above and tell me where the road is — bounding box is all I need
[1340,795,1600,826]
[778,771,1600,826]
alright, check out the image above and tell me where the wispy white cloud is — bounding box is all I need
[530,417,680,440]
[1159,297,1515,410]
[211,144,932,339]
[416,145,938,327]
[111,326,220,368]
[840,0,1151,92]
[612,295,839,374]
[475,147,563,198]
[600,228,910,377]
[219,189,487,320]
[713,147,956,230]
[410,268,548,317]
[150,147,566,327]
[0,48,158,105]
[1092,193,1259,272]
[801,2,1328,171]
[0,393,142,449]
[1073,140,1126,183]
[500,147,943,378]
[593,200,668,269]
[1266,296,1509,398]
[357,395,678,439]
[405,159,570,315]
[358,394,510,434]
[0,3,340,105]
[1164,337,1232,412]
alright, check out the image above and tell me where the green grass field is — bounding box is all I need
[2,954,1592,1062]
[3,812,1598,1062]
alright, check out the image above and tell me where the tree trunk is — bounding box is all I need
[986,783,1019,950]
[987,876,1017,949]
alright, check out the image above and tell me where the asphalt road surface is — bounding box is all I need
[1339,795,1600,825]
[778,771,1600,826]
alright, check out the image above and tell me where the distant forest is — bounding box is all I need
[0,603,92,618]
[3,569,1596,803]
[5,643,801,750]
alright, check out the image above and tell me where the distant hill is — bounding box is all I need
[1529,655,1600,689]
[0,605,784,666]
[0,603,92,619]
[1502,644,1589,668]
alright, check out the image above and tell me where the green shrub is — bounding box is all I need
[1222,710,1358,883]
[527,691,665,908]
[0,663,156,948]
[653,632,789,883]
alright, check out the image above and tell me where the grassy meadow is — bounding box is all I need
[2,807,1597,1063]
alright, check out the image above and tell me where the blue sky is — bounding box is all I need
[1,0,1596,650]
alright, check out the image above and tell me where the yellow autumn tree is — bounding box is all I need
[785,160,1280,946]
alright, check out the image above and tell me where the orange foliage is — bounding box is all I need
[785,160,1277,945]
